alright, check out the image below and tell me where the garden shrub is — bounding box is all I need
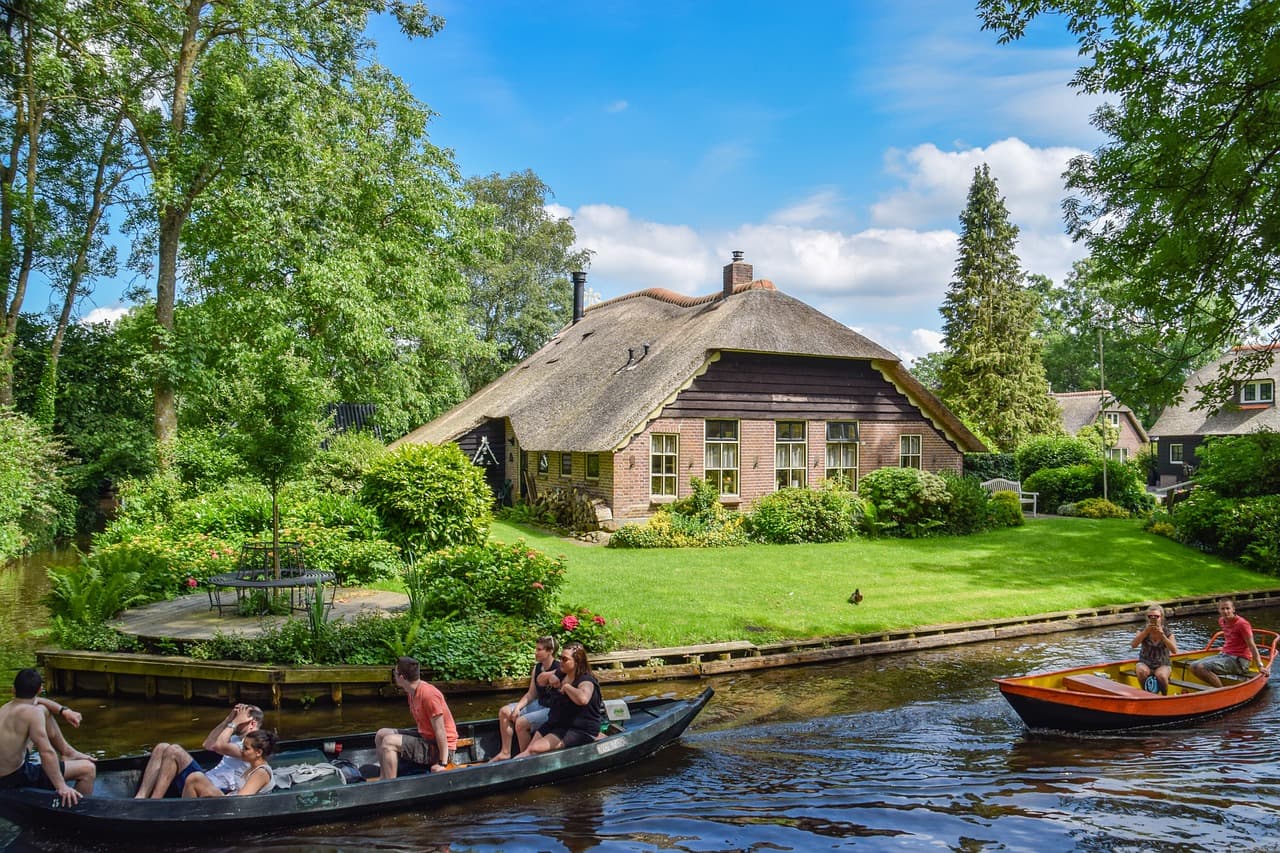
[171,426,249,488]
[1023,464,1099,512]
[1169,488,1226,551]
[412,541,565,620]
[100,474,189,539]
[166,481,272,538]
[609,477,747,548]
[93,531,242,595]
[48,619,140,653]
[989,491,1025,527]
[497,501,554,527]
[1075,498,1129,519]
[1056,502,1079,517]
[1015,435,1098,480]
[1212,495,1280,574]
[307,430,387,496]
[748,484,857,543]
[856,467,951,538]
[1194,431,1280,498]
[549,605,616,653]
[413,614,539,681]
[1143,510,1176,539]
[0,407,75,560]
[361,442,492,552]
[284,523,403,585]
[44,558,147,623]
[940,472,994,535]
[281,490,383,541]
[963,452,1017,481]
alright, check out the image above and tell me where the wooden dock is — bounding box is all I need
[41,589,1280,708]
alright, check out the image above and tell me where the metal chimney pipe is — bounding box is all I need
[571,271,587,323]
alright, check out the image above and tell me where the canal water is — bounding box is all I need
[3,555,1280,851]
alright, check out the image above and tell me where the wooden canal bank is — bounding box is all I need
[37,589,1280,709]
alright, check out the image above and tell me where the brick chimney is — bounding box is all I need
[722,250,753,298]
[571,271,587,323]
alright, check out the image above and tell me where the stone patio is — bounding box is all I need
[111,587,410,642]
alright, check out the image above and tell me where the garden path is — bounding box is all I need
[111,588,409,642]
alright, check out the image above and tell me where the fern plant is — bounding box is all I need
[44,562,146,624]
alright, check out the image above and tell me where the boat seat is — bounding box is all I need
[1061,674,1151,698]
[1119,668,1209,692]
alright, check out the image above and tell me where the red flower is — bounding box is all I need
[186,577,198,589]
[561,614,579,631]
[593,615,606,626]
[531,582,544,590]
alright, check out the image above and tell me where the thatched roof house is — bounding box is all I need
[1050,390,1149,462]
[398,254,985,526]
[1149,344,1279,486]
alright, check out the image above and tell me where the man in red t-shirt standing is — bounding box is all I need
[1191,598,1272,688]
[375,656,458,778]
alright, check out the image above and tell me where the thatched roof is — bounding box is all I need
[1149,345,1280,437]
[1051,391,1149,442]
[397,280,985,453]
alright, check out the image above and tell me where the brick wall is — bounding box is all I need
[607,416,965,523]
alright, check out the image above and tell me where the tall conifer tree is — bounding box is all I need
[938,164,1060,451]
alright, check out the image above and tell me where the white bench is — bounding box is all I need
[981,478,1038,517]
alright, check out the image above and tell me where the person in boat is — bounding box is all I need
[492,635,562,761]
[516,642,605,757]
[1131,605,1177,694]
[181,729,279,798]
[134,703,265,798]
[375,656,459,778]
[1191,598,1272,688]
[0,668,96,806]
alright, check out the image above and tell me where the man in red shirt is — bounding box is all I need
[374,656,458,778]
[1191,598,1271,688]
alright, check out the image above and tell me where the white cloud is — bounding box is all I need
[874,137,1085,231]
[79,305,129,325]
[563,139,1087,360]
[605,99,629,113]
[768,189,843,226]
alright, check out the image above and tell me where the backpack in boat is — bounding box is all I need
[330,757,365,784]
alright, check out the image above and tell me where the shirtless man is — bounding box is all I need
[0,668,96,806]
[134,703,264,798]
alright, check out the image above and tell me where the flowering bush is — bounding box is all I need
[412,541,566,620]
[549,605,615,653]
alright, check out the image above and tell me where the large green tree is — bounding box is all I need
[461,170,592,392]
[938,164,1060,451]
[85,0,444,455]
[178,64,483,439]
[1032,259,1221,426]
[980,1,1280,409]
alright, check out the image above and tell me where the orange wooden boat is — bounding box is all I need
[996,630,1278,731]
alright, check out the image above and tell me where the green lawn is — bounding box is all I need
[490,517,1275,649]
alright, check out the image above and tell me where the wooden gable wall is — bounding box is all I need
[660,351,918,421]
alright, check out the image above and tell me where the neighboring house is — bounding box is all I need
[1050,391,1149,462]
[395,253,985,527]
[1148,344,1280,487]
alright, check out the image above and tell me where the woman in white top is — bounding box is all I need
[182,730,278,798]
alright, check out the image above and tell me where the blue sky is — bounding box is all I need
[65,2,1096,363]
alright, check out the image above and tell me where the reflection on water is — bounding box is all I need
[5,578,1280,850]
[0,548,76,684]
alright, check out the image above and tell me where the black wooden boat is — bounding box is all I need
[0,688,712,837]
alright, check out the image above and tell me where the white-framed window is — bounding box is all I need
[899,434,922,469]
[1241,379,1275,404]
[537,453,549,474]
[651,433,678,497]
[1106,412,1121,427]
[585,454,600,480]
[1170,443,1184,463]
[825,422,859,488]
[775,421,807,489]
[1107,447,1129,462]
[704,420,739,496]
[560,452,572,477]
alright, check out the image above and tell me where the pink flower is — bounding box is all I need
[186,577,198,589]
[561,614,579,631]
[527,551,537,558]
[593,615,606,626]
[531,582,544,590]
[210,550,218,557]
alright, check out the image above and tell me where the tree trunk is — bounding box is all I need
[153,207,183,455]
